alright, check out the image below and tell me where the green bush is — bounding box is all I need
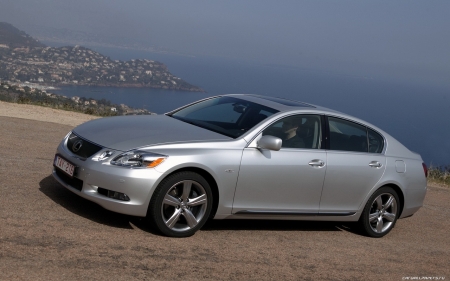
[84,107,95,115]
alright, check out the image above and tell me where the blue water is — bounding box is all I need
[53,46,450,166]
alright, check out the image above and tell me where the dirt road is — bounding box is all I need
[0,115,449,281]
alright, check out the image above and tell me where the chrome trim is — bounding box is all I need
[235,210,356,216]
[72,139,83,152]
[317,212,357,216]
[308,159,325,167]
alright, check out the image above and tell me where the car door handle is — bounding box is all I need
[369,161,382,168]
[309,159,325,167]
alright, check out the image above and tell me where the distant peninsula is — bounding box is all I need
[0,22,204,92]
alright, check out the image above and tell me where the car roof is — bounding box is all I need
[170,93,371,129]
[225,94,384,131]
[224,94,340,114]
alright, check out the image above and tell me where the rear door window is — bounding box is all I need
[368,128,384,153]
[328,117,368,152]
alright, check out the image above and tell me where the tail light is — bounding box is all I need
[422,163,428,178]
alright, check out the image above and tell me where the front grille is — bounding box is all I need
[67,132,102,159]
[55,169,83,191]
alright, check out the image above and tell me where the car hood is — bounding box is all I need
[73,115,231,151]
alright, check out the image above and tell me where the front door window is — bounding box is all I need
[263,115,322,149]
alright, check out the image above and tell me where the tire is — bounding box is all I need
[359,186,400,238]
[148,171,212,237]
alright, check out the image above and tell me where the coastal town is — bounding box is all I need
[0,22,203,116]
[0,45,204,91]
[0,80,153,116]
[0,22,204,92]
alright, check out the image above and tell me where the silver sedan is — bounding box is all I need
[52,95,428,237]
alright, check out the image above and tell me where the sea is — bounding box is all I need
[52,46,450,166]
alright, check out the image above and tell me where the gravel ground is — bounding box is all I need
[0,104,449,281]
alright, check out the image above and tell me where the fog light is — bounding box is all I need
[108,190,130,201]
[97,187,130,201]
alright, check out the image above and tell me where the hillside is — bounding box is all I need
[0,23,204,92]
[0,22,45,48]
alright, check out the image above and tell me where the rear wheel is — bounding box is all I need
[148,171,212,237]
[359,187,400,238]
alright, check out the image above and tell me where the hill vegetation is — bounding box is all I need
[0,22,45,48]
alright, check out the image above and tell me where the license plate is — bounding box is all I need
[54,155,75,177]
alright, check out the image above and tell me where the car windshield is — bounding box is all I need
[168,96,279,138]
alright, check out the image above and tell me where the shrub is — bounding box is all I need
[428,165,450,187]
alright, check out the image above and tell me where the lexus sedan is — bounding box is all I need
[52,95,427,237]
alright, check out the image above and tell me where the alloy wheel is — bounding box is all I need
[368,193,398,234]
[161,180,208,232]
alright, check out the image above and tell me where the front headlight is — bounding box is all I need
[110,150,167,168]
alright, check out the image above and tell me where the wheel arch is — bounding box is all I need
[160,167,220,219]
[374,183,405,217]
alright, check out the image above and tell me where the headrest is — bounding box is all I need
[296,119,317,137]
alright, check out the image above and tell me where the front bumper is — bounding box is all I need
[52,139,164,217]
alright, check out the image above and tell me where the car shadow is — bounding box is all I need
[202,219,360,234]
[40,175,362,236]
[39,175,158,232]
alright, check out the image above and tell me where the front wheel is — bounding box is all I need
[359,187,400,238]
[148,171,212,237]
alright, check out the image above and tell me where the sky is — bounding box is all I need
[1,0,449,89]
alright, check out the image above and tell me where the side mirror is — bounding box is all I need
[257,135,282,151]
